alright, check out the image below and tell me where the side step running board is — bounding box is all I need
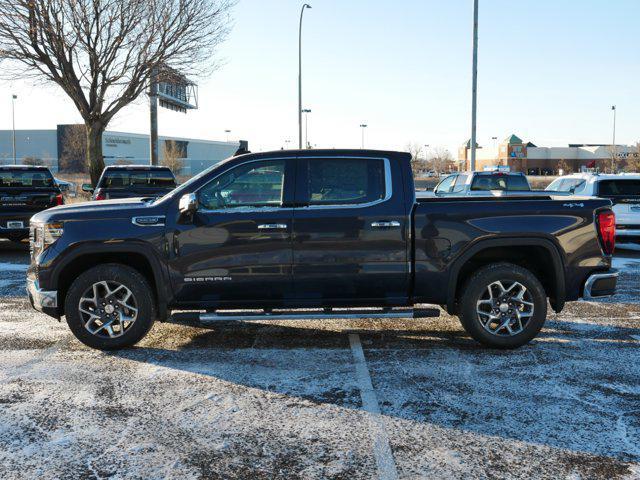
[195,307,440,323]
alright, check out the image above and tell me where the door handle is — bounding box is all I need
[257,223,288,230]
[371,221,401,228]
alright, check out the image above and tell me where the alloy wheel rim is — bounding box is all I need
[475,280,534,337]
[78,281,138,338]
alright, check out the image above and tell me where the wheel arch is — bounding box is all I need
[53,242,169,321]
[446,237,565,315]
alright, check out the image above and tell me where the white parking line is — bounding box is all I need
[348,333,399,480]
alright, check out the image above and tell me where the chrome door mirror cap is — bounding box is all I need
[179,193,197,215]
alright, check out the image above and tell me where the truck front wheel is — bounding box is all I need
[64,264,156,350]
[458,263,547,349]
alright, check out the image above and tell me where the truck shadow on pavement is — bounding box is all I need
[107,316,640,467]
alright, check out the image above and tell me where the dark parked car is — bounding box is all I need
[83,165,177,200]
[0,165,63,242]
[28,150,617,350]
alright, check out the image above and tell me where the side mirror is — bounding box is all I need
[82,183,94,193]
[179,193,197,215]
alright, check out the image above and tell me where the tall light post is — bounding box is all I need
[298,3,312,149]
[470,0,479,171]
[302,109,311,148]
[225,129,231,142]
[359,124,368,148]
[611,105,616,172]
[11,94,17,165]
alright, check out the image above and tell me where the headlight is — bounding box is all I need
[31,222,64,256]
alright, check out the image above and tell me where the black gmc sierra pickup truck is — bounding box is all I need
[27,149,618,350]
[1,165,63,242]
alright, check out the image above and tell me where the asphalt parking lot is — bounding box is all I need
[0,240,639,479]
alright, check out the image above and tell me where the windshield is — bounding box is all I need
[100,169,176,188]
[470,174,530,191]
[545,177,586,193]
[0,168,55,188]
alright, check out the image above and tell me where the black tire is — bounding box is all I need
[458,263,547,349]
[65,264,156,350]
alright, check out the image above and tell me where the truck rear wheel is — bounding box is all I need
[64,264,156,350]
[458,263,547,349]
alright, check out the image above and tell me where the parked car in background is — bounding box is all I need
[82,165,177,201]
[55,178,77,198]
[0,165,63,242]
[546,173,640,243]
[429,170,533,196]
[28,149,617,351]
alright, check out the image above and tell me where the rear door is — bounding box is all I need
[292,156,409,305]
[170,158,295,307]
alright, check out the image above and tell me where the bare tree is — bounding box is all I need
[623,142,640,172]
[557,159,571,175]
[429,147,455,174]
[162,140,184,174]
[405,142,426,177]
[0,0,233,184]
[59,125,87,173]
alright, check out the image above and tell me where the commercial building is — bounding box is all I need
[458,134,638,174]
[0,125,248,175]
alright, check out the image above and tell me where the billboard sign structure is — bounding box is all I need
[157,67,198,113]
[149,66,198,165]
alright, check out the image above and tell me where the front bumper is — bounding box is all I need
[583,269,618,299]
[27,277,58,314]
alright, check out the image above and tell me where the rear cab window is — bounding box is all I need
[99,168,176,189]
[597,179,640,197]
[303,158,386,205]
[0,168,55,188]
[471,174,530,191]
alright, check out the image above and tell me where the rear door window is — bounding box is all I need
[304,158,386,206]
[101,169,176,188]
[0,169,55,188]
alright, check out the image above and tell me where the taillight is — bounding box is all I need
[597,210,616,255]
[94,189,106,201]
[54,193,64,206]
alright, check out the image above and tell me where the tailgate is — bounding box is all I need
[0,189,58,212]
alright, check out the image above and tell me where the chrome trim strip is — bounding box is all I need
[199,308,439,322]
[27,278,57,311]
[257,223,287,230]
[299,158,392,210]
[583,271,618,299]
[194,155,392,213]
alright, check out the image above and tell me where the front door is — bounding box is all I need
[292,156,409,305]
[170,158,295,308]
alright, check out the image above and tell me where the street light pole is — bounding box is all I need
[302,109,311,148]
[11,94,17,165]
[225,129,231,142]
[611,105,616,172]
[470,0,479,171]
[298,4,312,149]
[360,124,367,148]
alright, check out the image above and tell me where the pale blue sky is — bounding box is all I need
[1,0,638,155]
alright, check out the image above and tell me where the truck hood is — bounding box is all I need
[31,197,160,224]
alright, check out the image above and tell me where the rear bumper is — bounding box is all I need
[583,269,618,299]
[0,213,31,238]
[27,277,58,317]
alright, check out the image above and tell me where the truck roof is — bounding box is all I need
[104,165,173,170]
[0,165,52,170]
